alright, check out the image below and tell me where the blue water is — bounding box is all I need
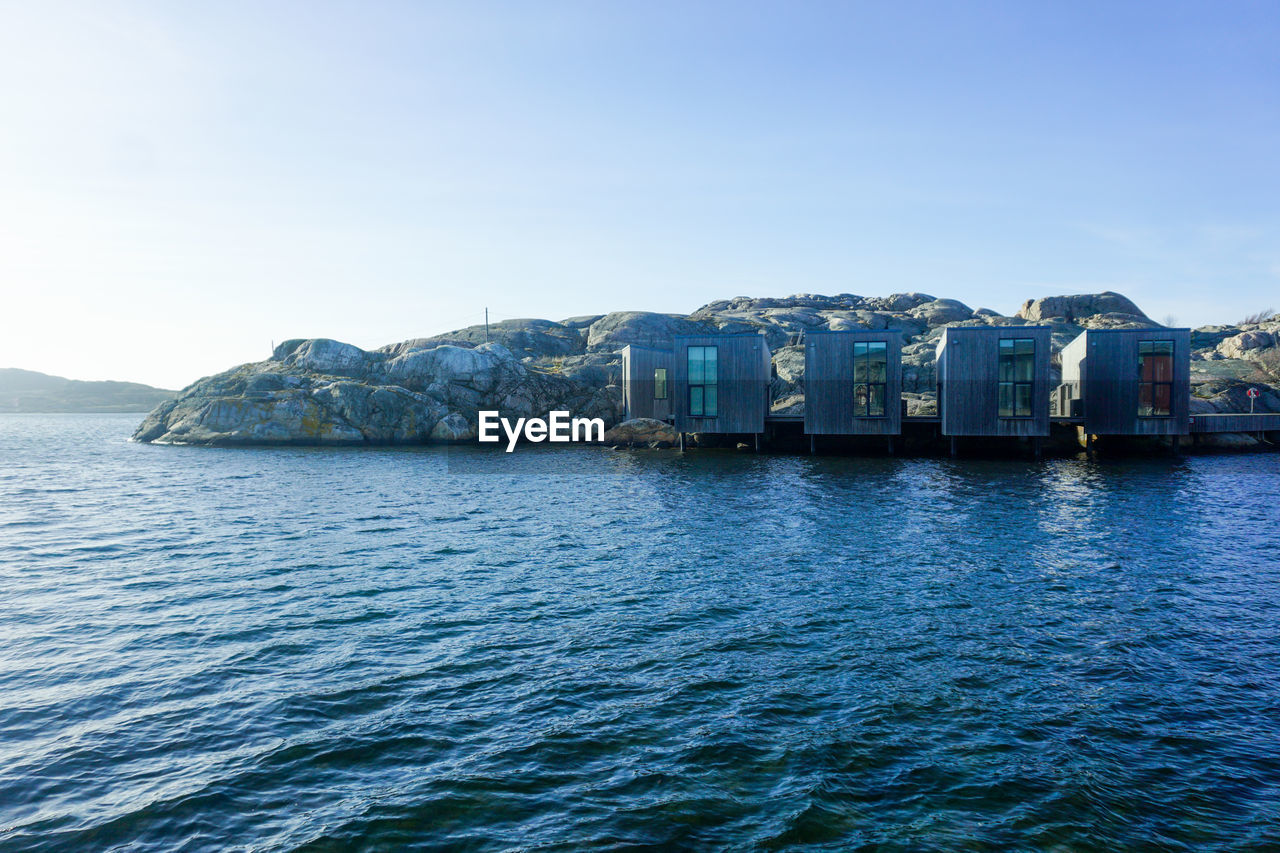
[2,414,1279,851]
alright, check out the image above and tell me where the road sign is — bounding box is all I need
[1247,388,1260,398]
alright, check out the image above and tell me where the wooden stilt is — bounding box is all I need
[887,436,895,456]
[755,433,761,453]
[1032,436,1041,459]
[949,436,957,458]
[678,432,685,452]
[1171,435,1180,455]
[809,434,815,455]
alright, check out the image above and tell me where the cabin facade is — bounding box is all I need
[936,326,1052,437]
[621,345,673,422]
[1059,328,1191,435]
[671,333,771,435]
[803,329,904,435]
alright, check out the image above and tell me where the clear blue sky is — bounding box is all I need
[2,1,1277,388]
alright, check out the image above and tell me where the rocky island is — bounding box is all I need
[133,292,1280,450]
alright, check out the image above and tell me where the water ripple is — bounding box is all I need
[1,415,1279,850]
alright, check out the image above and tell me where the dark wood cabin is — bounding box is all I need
[671,333,771,435]
[1059,328,1190,435]
[936,326,1052,437]
[621,345,673,421]
[803,329,904,435]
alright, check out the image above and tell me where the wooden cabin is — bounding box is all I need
[936,326,1052,437]
[671,333,771,435]
[1059,328,1190,435]
[803,329,904,436]
[621,345,673,422]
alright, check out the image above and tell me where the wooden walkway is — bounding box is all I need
[761,412,1280,433]
[1190,413,1280,433]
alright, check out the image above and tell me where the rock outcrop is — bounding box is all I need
[134,341,619,446]
[909,298,974,326]
[1017,291,1150,325]
[132,289,1280,447]
[1218,327,1277,360]
[602,418,679,448]
[375,318,585,361]
[585,312,713,352]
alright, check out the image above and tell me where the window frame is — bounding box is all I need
[1138,340,1175,418]
[852,340,889,418]
[653,367,668,401]
[686,345,718,418]
[997,338,1036,419]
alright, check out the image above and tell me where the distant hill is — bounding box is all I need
[0,368,175,413]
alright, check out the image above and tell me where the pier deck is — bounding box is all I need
[1190,413,1280,433]
[736,413,1278,433]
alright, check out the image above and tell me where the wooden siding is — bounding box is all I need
[1060,328,1191,435]
[621,345,673,421]
[936,326,1052,436]
[803,330,904,435]
[1191,413,1280,433]
[671,333,771,434]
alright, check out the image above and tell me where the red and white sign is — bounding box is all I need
[1247,388,1260,399]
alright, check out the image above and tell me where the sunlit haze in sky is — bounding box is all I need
[2,1,1278,388]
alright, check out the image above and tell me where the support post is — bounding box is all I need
[1032,436,1041,459]
[755,433,761,453]
[949,436,957,458]
[887,436,895,456]
[809,434,815,455]
[679,432,685,452]
[1086,432,1094,457]
[1172,435,1180,456]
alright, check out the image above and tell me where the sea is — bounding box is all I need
[2,413,1279,851]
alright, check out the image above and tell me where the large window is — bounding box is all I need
[998,338,1035,418]
[687,346,718,417]
[853,341,888,417]
[1139,340,1174,417]
[653,367,668,400]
